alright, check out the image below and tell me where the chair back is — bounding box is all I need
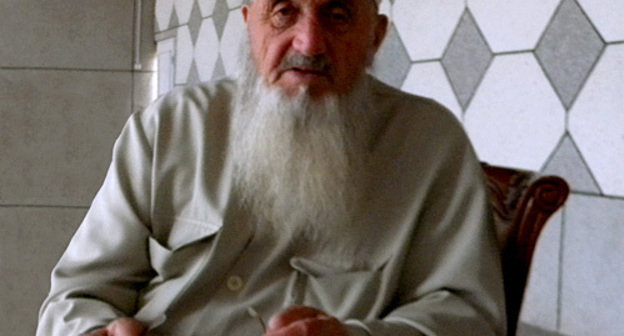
[482,163,569,335]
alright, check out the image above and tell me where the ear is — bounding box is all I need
[242,5,250,23]
[372,14,388,51]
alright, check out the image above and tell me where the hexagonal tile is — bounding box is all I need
[195,18,220,82]
[155,0,175,32]
[220,10,246,76]
[569,44,624,197]
[578,0,624,42]
[401,62,462,121]
[468,0,560,53]
[441,10,493,110]
[370,23,411,89]
[175,26,194,84]
[174,0,194,25]
[464,54,566,170]
[535,0,604,109]
[393,0,464,61]
[198,0,217,17]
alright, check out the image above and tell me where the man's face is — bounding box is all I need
[242,0,387,98]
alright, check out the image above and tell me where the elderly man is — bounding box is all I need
[38,0,506,335]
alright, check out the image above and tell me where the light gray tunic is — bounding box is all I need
[38,76,506,336]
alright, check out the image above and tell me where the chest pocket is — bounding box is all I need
[289,257,388,319]
[148,217,222,280]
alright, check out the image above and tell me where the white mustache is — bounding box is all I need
[281,54,332,73]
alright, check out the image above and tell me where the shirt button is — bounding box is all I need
[226,275,244,291]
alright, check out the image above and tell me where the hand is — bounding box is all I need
[82,318,147,336]
[264,306,349,336]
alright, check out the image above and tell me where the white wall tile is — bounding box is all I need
[156,0,175,32]
[577,0,624,42]
[560,194,624,336]
[195,19,220,81]
[174,0,195,25]
[220,10,247,76]
[392,0,464,60]
[227,0,244,9]
[464,54,565,170]
[519,211,562,332]
[569,44,624,197]
[401,62,463,121]
[175,26,195,84]
[468,0,560,53]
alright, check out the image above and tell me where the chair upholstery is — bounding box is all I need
[481,163,570,335]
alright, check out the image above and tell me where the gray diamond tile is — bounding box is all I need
[168,5,180,29]
[441,10,493,109]
[212,55,228,80]
[187,60,201,85]
[371,23,411,88]
[542,135,600,193]
[188,0,203,44]
[213,0,230,38]
[535,0,605,109]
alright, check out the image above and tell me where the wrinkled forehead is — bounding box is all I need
[248,0,380,10]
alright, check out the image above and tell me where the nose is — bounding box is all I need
[292,14,327,56]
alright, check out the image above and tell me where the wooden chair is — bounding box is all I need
[481,163,570,335]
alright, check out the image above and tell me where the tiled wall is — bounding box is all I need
[0,1,155,335]
[154,0,624,335]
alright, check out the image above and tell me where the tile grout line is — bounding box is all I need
[0,66,155,74]
[0,204,89,210]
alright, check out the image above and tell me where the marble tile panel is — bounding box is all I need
[569,44,624,197]
[560,194,624,336]
[464,54,566,170]
[0,69,132,206]
[468,0,559,53]
[0,207,85,336]
[0,0,134,70]
[393,0,465,60]
[401,62,462,121]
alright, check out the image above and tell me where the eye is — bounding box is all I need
[321,4,353,30]
[271,3,297,28]
[327,7,351,24]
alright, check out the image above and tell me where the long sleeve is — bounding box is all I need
[342,84,506,335]
[37,110,156,335]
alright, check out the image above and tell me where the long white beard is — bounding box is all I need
[229,45,375,261]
